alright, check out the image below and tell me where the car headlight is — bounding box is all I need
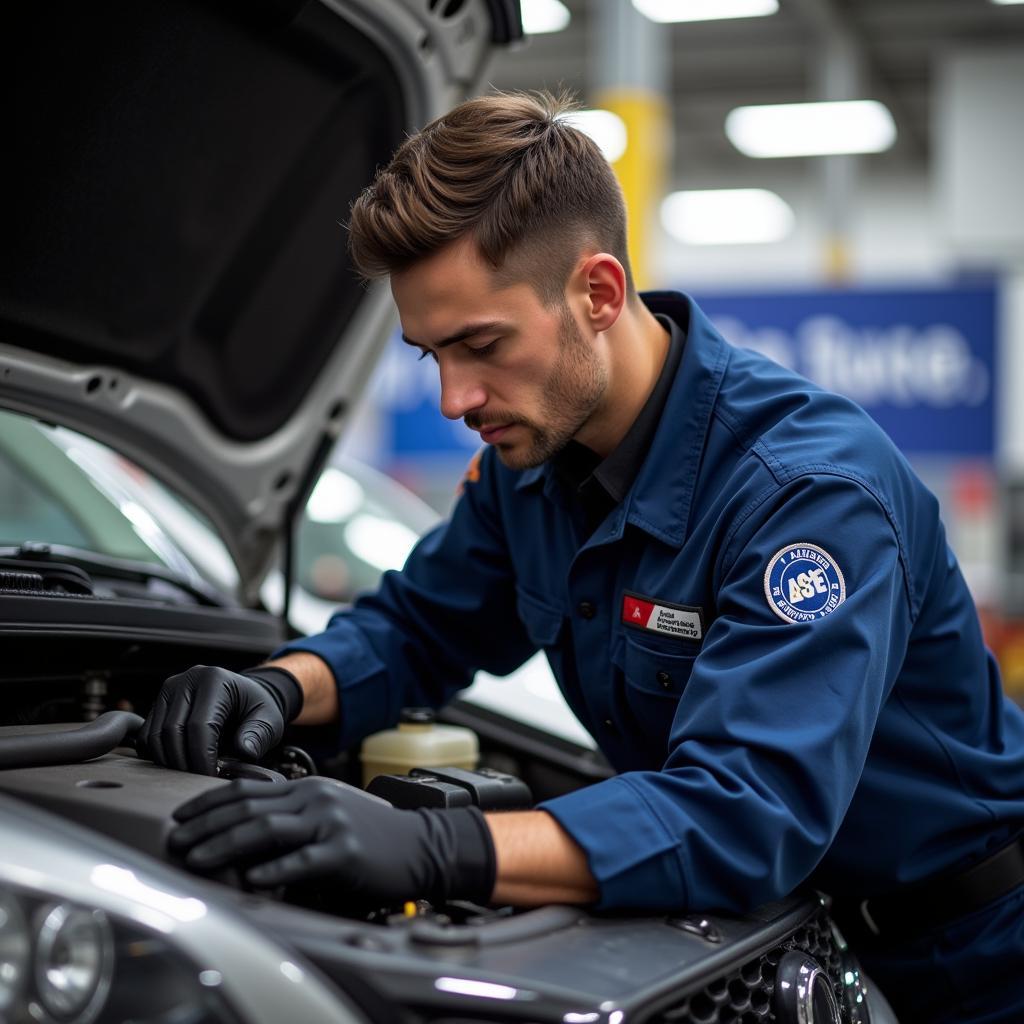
[0,793,368,1024]
[0,883,242,1024]
[0,890,31,1015]
[33,902,114,1022]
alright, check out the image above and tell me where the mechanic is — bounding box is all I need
[142,92,1024,1022]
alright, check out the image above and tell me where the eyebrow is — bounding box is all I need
[400,320,506,351]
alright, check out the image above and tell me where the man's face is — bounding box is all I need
[391,238,608,470]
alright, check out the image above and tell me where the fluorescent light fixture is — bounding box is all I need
[521,0,571,34]
[726,100,896,158]
[559,109,628,163]
[661,189,795,245]
[990,1,1024,5]
[633,0,778,22]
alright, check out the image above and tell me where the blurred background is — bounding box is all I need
[337,0,1024,702]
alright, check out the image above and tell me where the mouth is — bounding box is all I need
[477,424,513,444]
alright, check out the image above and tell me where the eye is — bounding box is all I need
[417,348,438,363]
[468,339,500,359]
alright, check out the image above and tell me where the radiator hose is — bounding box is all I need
[0,711,144,769]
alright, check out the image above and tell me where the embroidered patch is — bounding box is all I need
[764,543,846,623]
[622,591,704,641]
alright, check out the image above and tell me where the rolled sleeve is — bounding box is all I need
[542,775,690,910]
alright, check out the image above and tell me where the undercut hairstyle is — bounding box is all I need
[347,90,635,306]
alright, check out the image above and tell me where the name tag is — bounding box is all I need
[621,591,704,641]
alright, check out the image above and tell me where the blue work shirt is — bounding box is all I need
[281,291,1024,914]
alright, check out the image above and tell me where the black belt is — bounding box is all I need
[833,834,1024,944]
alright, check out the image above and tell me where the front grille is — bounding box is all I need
[656,908,843,1024]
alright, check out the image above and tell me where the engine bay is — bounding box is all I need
[0,596,875,1024]
[0,721,545,924]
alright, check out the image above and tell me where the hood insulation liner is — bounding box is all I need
[4,0,405,442]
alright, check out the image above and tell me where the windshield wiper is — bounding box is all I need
[0,543,232,608]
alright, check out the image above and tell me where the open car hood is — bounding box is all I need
[2,0,521,602]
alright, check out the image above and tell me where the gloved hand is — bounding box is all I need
[168,777,496,906]
[136,665,303,775]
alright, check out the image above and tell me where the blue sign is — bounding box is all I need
[368,333,480,460]
[370,284,998,462]
[693,285,997,457]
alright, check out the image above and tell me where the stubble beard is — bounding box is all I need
[490,306,608,471]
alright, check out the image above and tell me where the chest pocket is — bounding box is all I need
[515,587,565,648]
[613,632,699,747]
[515,586,567,685]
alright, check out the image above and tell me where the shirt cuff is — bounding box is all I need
[539,775,690,911]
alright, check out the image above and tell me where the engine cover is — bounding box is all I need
[0,724,227,862]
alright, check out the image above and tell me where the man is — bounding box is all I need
[142,93,1024,1021]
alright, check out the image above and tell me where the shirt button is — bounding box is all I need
[604,718,614,728]
[578,601,596,620]
[657,671,672,689]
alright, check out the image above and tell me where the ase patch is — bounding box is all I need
[764,542,846,624]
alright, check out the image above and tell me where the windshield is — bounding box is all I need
[0,409,231,595]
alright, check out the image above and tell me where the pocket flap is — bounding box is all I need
[619,633,698,696]
[515,587,565,647]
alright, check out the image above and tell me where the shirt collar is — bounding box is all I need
[591,312,684,503]
[548,314,683,530]
[515,291,730,548]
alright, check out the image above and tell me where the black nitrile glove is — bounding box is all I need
[168,777,496,906]
[136,665,303,775]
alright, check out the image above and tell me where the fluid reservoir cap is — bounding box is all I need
[400,708,436,726]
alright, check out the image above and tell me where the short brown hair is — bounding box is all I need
[348,90,634,305]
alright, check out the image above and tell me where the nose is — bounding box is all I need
[438,356,487,421]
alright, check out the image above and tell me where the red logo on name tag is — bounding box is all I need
[622,595,655,627]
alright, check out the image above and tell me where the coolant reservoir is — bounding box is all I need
[360,708,478,787]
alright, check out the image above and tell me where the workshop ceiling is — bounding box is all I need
[487,0,1024,182]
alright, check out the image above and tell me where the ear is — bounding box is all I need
[577,253,626,333]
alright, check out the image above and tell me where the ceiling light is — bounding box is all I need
[661,189,795,245]
[726,100,897,158]
[632,0,778,23]
[558,109,627,163]
[990,1,1024,5]
[521,0,571,34]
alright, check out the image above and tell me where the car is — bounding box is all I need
[1,2,897,1022]
[0,399,591,748]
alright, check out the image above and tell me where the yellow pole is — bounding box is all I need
[595,87,671,291]
[824,234,852,283]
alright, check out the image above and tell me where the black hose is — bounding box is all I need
[0,711,144,769]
